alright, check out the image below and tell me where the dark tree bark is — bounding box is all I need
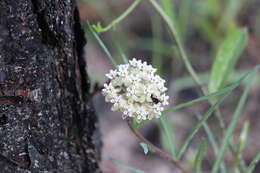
[0,0,100,172]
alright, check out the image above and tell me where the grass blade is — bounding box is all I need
[246,152,260,173]
[110,157,146,173]
[193,138,207,173]
[176,93,230,160]
[211,69,256,173]
[163,66,257,115]
[158,117,177,159]
[85,23,118,68]
[196,114,227,173]
[163,77,241,115]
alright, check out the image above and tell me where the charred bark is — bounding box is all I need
[0,0,100,172]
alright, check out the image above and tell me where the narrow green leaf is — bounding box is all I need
[233,122,249,168]
[163,79,239,115]
[178,0,193,40]
[151,15,163,75]
[140,143,149,155]
[110,157,146,173]
[211,69,256,173]
[115,41,129,64]
[219,0,246,29]
[196,114,227,173]
[160,0,178,30]
[193,138,207,173]
[158,117,177,159]
[176,93,230,160]
[246,152,260,173]
[85,23,118,68]
[209,28,248,93]
[164,66,257,116]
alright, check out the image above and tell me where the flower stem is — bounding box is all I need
[99,0,141,33]
[127,119,189,173]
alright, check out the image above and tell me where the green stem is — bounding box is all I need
[99,0,141,33]
[86,23,118,68]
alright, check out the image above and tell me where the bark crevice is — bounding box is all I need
[0,0,100,172]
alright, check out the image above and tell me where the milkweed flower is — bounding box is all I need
[102,58,169,121]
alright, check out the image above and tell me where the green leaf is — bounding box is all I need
[196,114,227,173]
[176,92,230,160]
[209,28,248,93]
[219,0,246,29]
[158,117,177,159]
[85,22,118,68]
[140,143,149,155]
[160,0,178,30]
[233,121,249,168]
[110,157,146,173]
[193,138,207,173]
[163,66,257,117]
[163,79,239,115]
[211,69,256,173]
[92,22,104,33]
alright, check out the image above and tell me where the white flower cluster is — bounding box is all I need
[102,58,169,121]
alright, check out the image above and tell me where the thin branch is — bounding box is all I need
[127,119,189,173]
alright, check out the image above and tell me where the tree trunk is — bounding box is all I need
[0,0,100,172]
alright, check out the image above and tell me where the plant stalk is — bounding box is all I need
[127,119,189,173]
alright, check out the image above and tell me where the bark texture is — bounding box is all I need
[0,0,100,172]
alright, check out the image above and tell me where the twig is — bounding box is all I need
[126,119,189,173]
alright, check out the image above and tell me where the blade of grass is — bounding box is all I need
[110,157,146,173]
[194,17,221,47]
[211,69,256,173]
[178,0,193,40]
[176,92,230,160]
[245,152,260,173]
[173,66,259,160]
[163,68,254,115]
[85,23,118,68]
[150,17,177,160]
[193,138,207,173]
[158,118,177,159]
[163,84,235,115]
[233,122,249,169]
[160,0,178,31]
[218,0,246,30]
[115,40,129,64]
[152,15,163,75]
[132,38,174,57]
[173,69,260,91]
[195,114,227,173]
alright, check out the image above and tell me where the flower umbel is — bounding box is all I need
[102,58,169,121]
